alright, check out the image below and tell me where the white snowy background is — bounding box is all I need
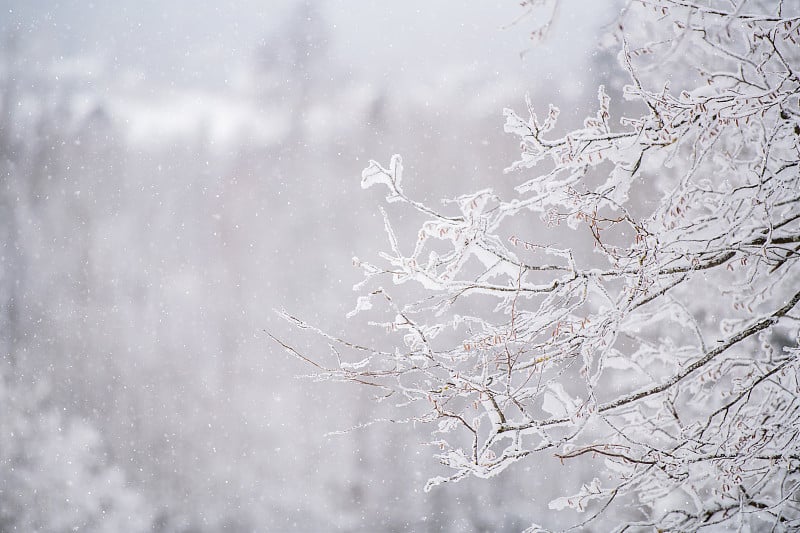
[0,1,622,531]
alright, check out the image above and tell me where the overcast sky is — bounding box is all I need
[2,0,619,90]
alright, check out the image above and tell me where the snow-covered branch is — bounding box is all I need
[283,0,800,530]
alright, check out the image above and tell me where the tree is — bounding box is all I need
[278,1,800,530]
[0,379,151,533]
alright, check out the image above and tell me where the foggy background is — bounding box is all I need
[0,1,621,531]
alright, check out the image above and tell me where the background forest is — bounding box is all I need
[0,1,623,531]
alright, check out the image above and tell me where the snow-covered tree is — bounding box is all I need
[280,1,800,530]
[0,378,151,533]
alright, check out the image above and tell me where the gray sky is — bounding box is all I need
[3,0,619,89]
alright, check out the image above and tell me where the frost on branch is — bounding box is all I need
[548,478,604,512]
[361,154,405,203]
[279,1,800,531]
